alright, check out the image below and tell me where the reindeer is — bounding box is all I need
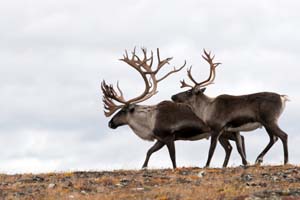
[171,50,289,167]
[102,48,248,168]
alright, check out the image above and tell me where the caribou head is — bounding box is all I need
[171,49,221,107]
[102,48,186,130]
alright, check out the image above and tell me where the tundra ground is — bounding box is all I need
[1,165,300,200]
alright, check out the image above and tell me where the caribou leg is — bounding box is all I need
[221,131,248,167]
[166,138,177,169]
[256,123,288,164]
[241,135,246,159]
[142,141,165,169]
[205,131,220,167]
[255,132,278,164]
[219,136,232,167]
[233,133,248,166]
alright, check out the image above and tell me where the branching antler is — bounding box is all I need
[197,49,221,88]
[180,49,221,89]
[101,81,124,117]
[102,48,186,117]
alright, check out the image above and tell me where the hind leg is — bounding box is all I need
[241,135,246,159]
[255,133,277,165]
[264,123,288,164]
[224,131,248,166]
[256,123,288,164]
[232,132,248,166]
[219,136,232,167]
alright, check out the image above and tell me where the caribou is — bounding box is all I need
[172,50,289,167]
[102,48,247,168]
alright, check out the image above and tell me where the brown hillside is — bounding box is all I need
[1,165,300,200]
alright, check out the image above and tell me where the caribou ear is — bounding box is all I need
[194,87,206,95]
[128,104,135,113]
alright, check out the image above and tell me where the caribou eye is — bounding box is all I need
[120,109,126,114]
[129,107,135,113]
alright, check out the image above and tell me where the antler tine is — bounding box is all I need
[118,48,153,104]
[104,48,185,109]
[195,49,221,88]
[157,60,186,82]
[132,53,185,104]
[186,66,200,85]
[140,48,154,70]
[125,48,185,104]
[102,96,123,117]
[101,80,126,104]
[148,50,154,68]
[131,47,136,60]
[124,50,129,60]
[153,48,173,74]
[179,65,202,88]
[116,81,124,101]
[180,79,193,88]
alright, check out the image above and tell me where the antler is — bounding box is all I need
[180,49,221,89]
[102,48,186,117]
[101,81,124,117]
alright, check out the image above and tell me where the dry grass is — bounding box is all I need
[1,165,300,200]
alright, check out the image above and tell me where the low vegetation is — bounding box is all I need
[0,165,300,199]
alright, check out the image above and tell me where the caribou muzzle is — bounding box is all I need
[108,120,117,129]
[171,94,180,102]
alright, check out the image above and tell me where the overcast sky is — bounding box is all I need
[0,0,299,173]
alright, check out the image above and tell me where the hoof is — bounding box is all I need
[242,160,249,166]
[239,164,250,169]
[255,157,263,165]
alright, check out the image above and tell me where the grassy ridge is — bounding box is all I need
[0,165,300,200]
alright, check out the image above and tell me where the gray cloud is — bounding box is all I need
[0,0,299,173]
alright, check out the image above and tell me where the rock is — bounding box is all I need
[132,187,144,191]
[48,183,56,189]
[32,176,44,182]
[81,190,87,195]
[120,178,130,186]
[14,192,25,197]
[178,169,191,176]
[142,173,153,178]
[250,188,300,199]
[241,174,253,182]
[19,176,45,183]
[197,171,206,178]
[176,178,192,184]
[64,181,73,188]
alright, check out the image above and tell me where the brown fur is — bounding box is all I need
[172,89,289,167]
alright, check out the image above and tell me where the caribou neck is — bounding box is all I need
[193,94,215,122]
[127,105,157,141]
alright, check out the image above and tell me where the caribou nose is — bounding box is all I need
[171,95,177,101]
[108,120,117,129]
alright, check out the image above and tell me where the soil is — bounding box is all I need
[1,165,300,200]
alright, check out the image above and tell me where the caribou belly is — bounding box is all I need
[225,122,262,132]
[177,132,210,141]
